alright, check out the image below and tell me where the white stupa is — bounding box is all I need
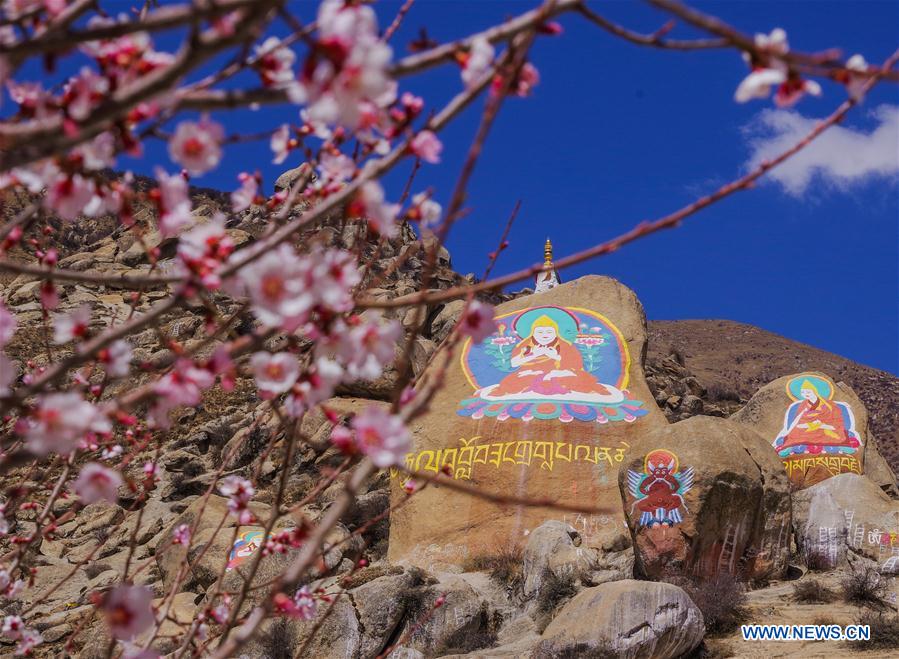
[534,237,560,293]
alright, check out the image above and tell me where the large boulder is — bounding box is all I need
[793,472,899,571]
[394,573,499,656]
[154,495,271,591]
[522,520,632,599]
[538,579,704,658]
[237,569,502,658]
[242,598,363,658]
[352,573,420,658]
[732,371,895,492]
[390,276,668,567]
[619,416,791,580]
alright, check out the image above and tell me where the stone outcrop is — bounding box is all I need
[644,351,740,422]
[7,167,899,657]
[390,276,669,567]
[793,472,899,571]
[522,520,632,599]
[538,579,704,658]
[732,371,896,492]
[648,319,899,479]
[154,495,272,591]
[237,568,507,658]
[620,416,791,580]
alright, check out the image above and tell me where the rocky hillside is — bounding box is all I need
[646,320,899,474]
[3,170,898,657]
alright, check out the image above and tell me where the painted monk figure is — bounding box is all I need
[490,315,610,397]
[774,379,855,450]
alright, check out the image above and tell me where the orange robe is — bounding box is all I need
[491,339,610,397]
[781,399,850,448]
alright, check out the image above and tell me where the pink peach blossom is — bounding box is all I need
[351,406,410,468]
[53,304,91,344]
[231,172,259,213]
[0,302,15,347]
[154,168,193,238]
[26,392,111,456]
[238,244,316,329]
[734,66,787,103]
[168,116,224,176]
[101,339,132,378]
[103,585,154,640]
[73,462,122,504]
[462,37,495,89]
[172,524,191,545]
[774,77,822,107]
[285,357,343,417]
[271,124,292,165]
[219,475,255,522]
[459,300,496,343]
[410,130,442,164]
[410,192,442,228]
[338,315,401,381]
[46,173,96,222]
[352,181,399,238]
[251,352,300,397]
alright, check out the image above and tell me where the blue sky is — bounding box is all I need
[377,0,899,374]
[7,1,898,373]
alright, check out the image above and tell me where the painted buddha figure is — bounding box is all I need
[774,379,858,451]
[488,315,612,398]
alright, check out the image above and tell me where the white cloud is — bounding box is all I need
[743,104,899,196]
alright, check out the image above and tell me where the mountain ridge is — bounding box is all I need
[647,318,899,475]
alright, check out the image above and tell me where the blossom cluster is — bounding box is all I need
[734,28,870,106]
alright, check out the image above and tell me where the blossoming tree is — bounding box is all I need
[0,0,895,655]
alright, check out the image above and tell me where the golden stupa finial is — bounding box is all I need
[544,237,553,267]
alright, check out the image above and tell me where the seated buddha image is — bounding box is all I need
[773,377,861,454]
[477,313,625,404]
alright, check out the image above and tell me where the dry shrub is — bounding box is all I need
[846,610,899,649]
[705,383,742,403]
[668,572,749,635]
[530,640,617,658]
[684,640,735,659]
[813,614,838,626]
[397,567,437,622]
[84,562,111,580]
[258,619,296,659]
[669,344,686,366]
[537,569,578,614]
[462,544,524,597]
[437,627,498,655]
[840,566,887,608]
[792,578,837,603]
[435,606,501,655]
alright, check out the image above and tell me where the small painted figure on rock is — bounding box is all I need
[773,375,861,456]
[226,530,264,571]
[628,449,694,528]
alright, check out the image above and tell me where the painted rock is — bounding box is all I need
[793,472,899,571]
[731,371,895,492]
[619,416,791,581]
[388,275,668,567]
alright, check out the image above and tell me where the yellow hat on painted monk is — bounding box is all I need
[531,315,559,334]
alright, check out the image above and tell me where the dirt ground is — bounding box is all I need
[705,569,898,658]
